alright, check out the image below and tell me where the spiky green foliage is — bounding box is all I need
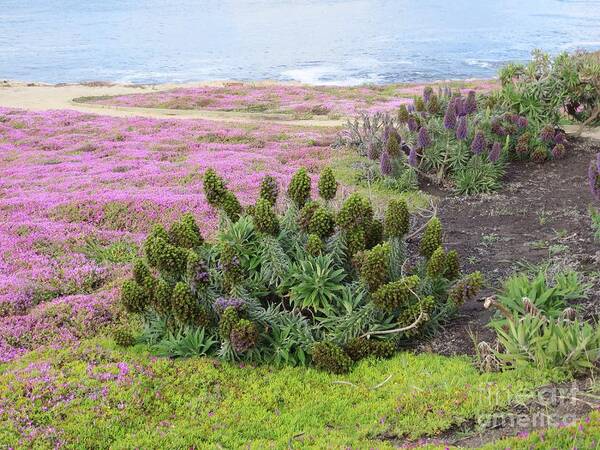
[172,282,203,326]
[230,319,259,353]
[252,198,280,236]
[344,338,395,362]
[448,271,484,306]
[312,342,353,374]
[372,276,420,312]
[396,295,435,336]
[222,191,242,222]
[386,133,401,158]
[384,199,410,238]
[298,200,319,232]
[426,246,447,278]
[308,206,335,238]
[306,234,324,256]
[318,167,338,201]
[397,104,410,122]
[419,217,442,258]
[203,168,227,207]
[121,279,148,314]
[366,218,384,249]
[113,326,136,347]
[336,193,373,231]
[152,277,172,316]
[259,175,279,205]
[285,255,346,312]
[121,169,470,372]
[287,167,311,208]
[169,213,203,248]
[357,243,390,292]
[444,250,460,280]
[219,306,240,340]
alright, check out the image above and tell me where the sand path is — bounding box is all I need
[0,81,345,127]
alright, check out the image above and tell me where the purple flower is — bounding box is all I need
[380,151,392,176]
[554,131,566,145]
[407,103,415,113]
[470,131,486,154]
[417,126,431,149]
[443,101,457,129]
[551,144,566,159]
[455,98,467,117]
[407,117,418,132]
[489,142,502,162]
[539,125,556,143]
[367,141,378,160]
[423,86,433,103]
[588,153,600,201]
[408,146,418,167]
[213,297,246,314]
[456,117,468,140]
[465,91,477,114]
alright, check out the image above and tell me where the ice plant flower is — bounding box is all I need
[470,131,486,154]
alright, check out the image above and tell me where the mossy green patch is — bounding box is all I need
[0,338,563,449]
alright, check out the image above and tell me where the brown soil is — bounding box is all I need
[415,137,600,356]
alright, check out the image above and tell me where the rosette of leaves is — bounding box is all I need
[168,213,203,249]
[448,271,484,305]
[259,175,279,206]
[230,319,259,353]
[306,234,324,256]
[357,243,390,292]
[372,275,420,311]
[318,167,337,201]
[287,167,311,208]
[285,254,346,312]
[312,341,353,374]
[419,217,442,258]
[384,199,409,238]
[252,198,280,236]
[308,206,335,238]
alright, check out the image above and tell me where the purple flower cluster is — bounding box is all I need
[417,126,431,149]
[489,142,502,163]
[213,297,246,314]
[456,117,468,141]
[589,153,600,201]
[408,147,418,167]
[380,151,393,176]
[443,101,457,130]
[470,131,486,155]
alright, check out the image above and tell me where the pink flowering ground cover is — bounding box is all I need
[82,80,498,117]
[0,107,337,362]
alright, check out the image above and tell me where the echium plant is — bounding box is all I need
[119,167,482,373]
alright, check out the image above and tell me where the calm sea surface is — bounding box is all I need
[1,0,600,85]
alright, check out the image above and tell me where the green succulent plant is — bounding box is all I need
[312,341,353,374]
[252,198,280,236]
[419,217,442,259]
[287,167,311,208]
[259,175,279,206]
[317,167,338,201]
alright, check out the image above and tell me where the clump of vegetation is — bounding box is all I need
[119,168,482,372]
[482,267,597,375]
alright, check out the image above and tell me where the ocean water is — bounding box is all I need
[1,0,600,85]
